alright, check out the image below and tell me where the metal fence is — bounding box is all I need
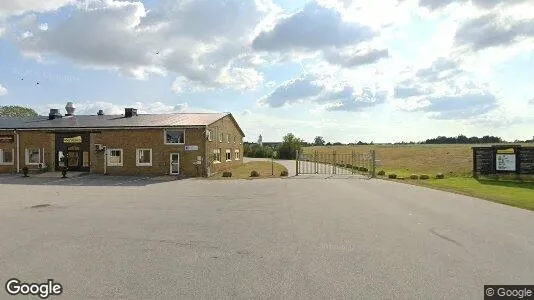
[296,150,376,178]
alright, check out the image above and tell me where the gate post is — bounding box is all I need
[314,151,318,174]
[333,150,336,175]
[296,150,299,176]
[371,150,376,178]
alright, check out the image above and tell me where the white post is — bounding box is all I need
[103,147,107,175]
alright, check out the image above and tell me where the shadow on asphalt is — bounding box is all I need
[0,174,188,187]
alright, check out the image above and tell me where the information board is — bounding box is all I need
[496,154,516,171]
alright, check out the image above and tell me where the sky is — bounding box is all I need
[0,0,533,143]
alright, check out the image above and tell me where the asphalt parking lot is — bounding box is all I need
[1,174,533,299]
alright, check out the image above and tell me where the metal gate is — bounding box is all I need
[296,150,376,178]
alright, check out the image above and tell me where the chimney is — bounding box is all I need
[48,109,63,120]
[124,108,137,118]
[65,102,76,116]
[97,110,104,116]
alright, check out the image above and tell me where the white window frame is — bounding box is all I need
[25,148,41,165]
[226,134,230,143]
[219,132,223,142]
[233,136,236,144]
[164,129,185,145]
[207,130,212,141]
[234,149,240,160]
[108,149,123,167]
[136,149,153,167]
[0,148,14,165]
[225,149,231,162]
[213,149,221,163]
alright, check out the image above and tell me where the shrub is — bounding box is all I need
[358,167,365,171]
[222,171,232,177]
[420,174,430,180]
[409,174,419,180]
[362,168,368,172]
[436,173,445,179]
[377,170,386,176]
[345,164,352,168]
[250,170,260,177]
[388,174,397,179]
[280,170,289,177]
[22,167,29,177]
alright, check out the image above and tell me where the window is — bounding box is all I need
[233,136,236,143]
[240,137,242,144]
[226,134,230,143]
[225,149,231,161]
[206,130,212,141]
[0,149,14,165]
[108,149,123,166]
[213,149,221,163]
[25,148,40,165]
[165,129,185,144]
[219,132,223,142]
[136,149,152,166]
[234,149,240,160]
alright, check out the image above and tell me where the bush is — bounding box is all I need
[22,167,29,177]
[222,171,232,177]
[250,170,260,177]
[436,173,445,179]
[280,170,289,177]
[420,174,430,180]
[409,174,419,180]
[345,164,352,168]
[377,170,386,176]
[388,174,397,179]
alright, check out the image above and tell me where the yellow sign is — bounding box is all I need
[64,136,82,144]
[497,148,515,154]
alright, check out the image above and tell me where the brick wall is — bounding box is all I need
[18,131,55,171]
[206,115,245,175]
[90,127,207,177]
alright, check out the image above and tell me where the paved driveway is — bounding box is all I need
[245,157,297,175]
[0,176,533,299]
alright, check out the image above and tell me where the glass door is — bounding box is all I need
[170,153,180,175]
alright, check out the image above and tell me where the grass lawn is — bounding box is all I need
[210,161,288,180]
[393,177,534,211]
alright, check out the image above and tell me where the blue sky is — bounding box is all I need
[0,0,533,143]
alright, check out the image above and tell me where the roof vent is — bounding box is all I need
[65,102,76,116]
[97,110,104,116]
[48,109,63,120]
[124,108,138,118]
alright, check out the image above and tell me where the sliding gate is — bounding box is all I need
[296,150,376,178]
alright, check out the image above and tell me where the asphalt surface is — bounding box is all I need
[0,174,533,299]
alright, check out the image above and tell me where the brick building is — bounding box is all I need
[0,104,244,177]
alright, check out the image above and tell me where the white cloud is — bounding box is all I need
[0,84,7,96]
[0,0,74,17]
[14,0,276,91]
[38,23,48,31]
[258,72,388,112]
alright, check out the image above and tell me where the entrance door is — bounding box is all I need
[66,146,82,171]
[170,153,180,175]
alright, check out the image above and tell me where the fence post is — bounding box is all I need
[371,150,376,178]
[295,150,299,176]
[314,151,318,174]
[333,150,336,175]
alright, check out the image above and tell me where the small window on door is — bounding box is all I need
[136,149,152,166]
[108,149,123,166]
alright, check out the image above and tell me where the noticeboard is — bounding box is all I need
[496,154,516,171]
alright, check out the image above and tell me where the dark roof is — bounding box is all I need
[0,113,230,130]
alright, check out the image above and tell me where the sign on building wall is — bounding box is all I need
[0,135,14,143]
[185,145,199,151]
[496,154,516,171]
[64,136,82,144]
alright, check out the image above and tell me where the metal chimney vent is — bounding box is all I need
[124,108,138,118]
[97,110,104,116]
[48,109,63,120]
[65,102,76,116]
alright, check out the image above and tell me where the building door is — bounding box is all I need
[66,146,82,171]
[170,153,180,175]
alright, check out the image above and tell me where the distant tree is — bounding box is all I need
[0,105,38,117]
[333,142,343,146]
[278,133,304,159]
[326,142,332,146]
[313,136,326,146]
